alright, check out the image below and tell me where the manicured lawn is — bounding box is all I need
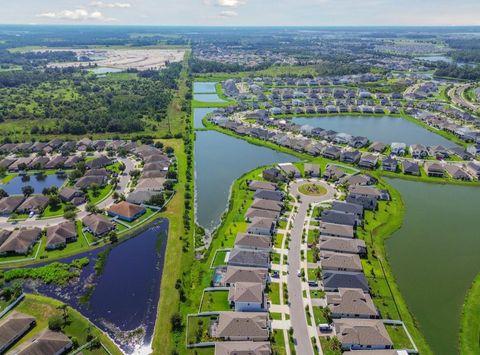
[119,207,157,227]
[270,312,283,320]
[274,233,284,248]
[386,324,414,349]
[319,337,342,355]
[307,249,315,263]
[0,242,41,264]
[310,290,325,299]
[272,252,281,264]
[211,250,229,267]
[299,183,327,196]
[40,203,74,219]
[277,219,287,230]
[268,282,281,305]
[13,294,122,355]
[312,306,329,325]
[271,329,287,355]
[307,229,318,244]
[200,290,231,312]
[460,272,480,355]
[87,184,113,205]
[307,268,320,281]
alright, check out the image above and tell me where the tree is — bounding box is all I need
[90,183,100,197]
[86,202,98,213]
[22,185,34,197]
[0,188,8,198]
[48,195,62,210]
[147,194,165,207]
[170,313,183,332]
[64,210,77,220]
[48,315,63,331]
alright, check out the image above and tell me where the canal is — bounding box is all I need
[292,115,458,147]
[385,179,480,355]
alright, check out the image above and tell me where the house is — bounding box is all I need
[332,201,364,219]
[75,175,107,189]
[235,233,271,251]
[108,201,146,222]
[321,210,357,227]
[13,328,73,355]
[45,156,67,169]
[322,270,369,292]
[410,144,428,158]
[449,147,473,161]
[319,222,354,239]
[346,194,377,211]
[86,155,112,169]
[381,157,397,172]
[319,236,367,256]
[135,178,166,192]
[369,141,386,153]
[59,187,85,205]
[0,196,25,216]
[214,342,271,355]
[402,160,420,176]
[248,180,277,191]
[250,199,283,212]
[428,145,449,159]
[84,168,109,178]
[253,189,284,202]
[210,312,270,341]
[339,174,376,187]
[467,144,480,156]
[0,228,42,255]
[82,214,115,237]
[247,217,276,236]
[323,165,345,181]
[320,251,363,272]
[228,282,266,312]
[222,266,268,287]
[17,196,49,215]
[340,150,361,164]
[126,190,159,205]
[348,186,384,200]
[333,319,393,350]
[46,221,77,250]
[228,248,270,268]
[425,162,444,177]
[327,288,379,319]
[445,165,471,180]
[0,311,36,353]
[358,154,378,170]
[304,163,320,177]
[245,208,280,221]
[390,142,406,156]
[466,162,480,179]
[278,163,301,178]
[262,167,286,182]
[322,146,342,160]
[63,155,81,168]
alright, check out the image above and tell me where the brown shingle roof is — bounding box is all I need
[15,328,72,355]
[0,311,36,352]
[108,201,145,219]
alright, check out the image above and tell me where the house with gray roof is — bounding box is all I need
[0,228,42,255]
[253,189,284,202]
[214,341,271,355]
[381,157,397,172]
[13,328,73,355]
[320,251,363,272]
[425,162,444,177]
[323,165,345,181]
[358,154,378,170]
[332,201,364,218]
[0,311,36,353]
[228,248,270,268]
[334,318,393,350]
[17,196,49,215]
[248,180,278,191]
[278,163,301,178]
[341,150,361,165]
[445,165,471,181]
[247,217,276,236]
[0,196,25,216]
[235,233,271,251]
[245,208,280,221]
[319,222,355,239]
[250,199,283,212]
[402,160,420,176]
[346,194,377,211]
[304,163,320,177]
[321,210,357,227]
[46,221,77,250]
[222,266,268,287]
[466,162,480,179]
[327,288,379,319]
[322,146,342,160]
[319,236,367,257]
[323,270,369,292]
[82,214,115,237]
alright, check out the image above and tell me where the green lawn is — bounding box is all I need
[270,312,283,320]
[268,282,281,305]
[319,337,342,355]
[310,290,325,299]
[211,250,229,267]
[271,329,287,355]
[40,203,72,219]
[118,207,157,227]
[200,290,231,312]
[186,316,215,345]
[312,306,329,325]
[307,268,320,281]
[386,324,414,349]
[307,229,318,244]
[274,233,284,248]
[272,252,281,264]
[12,294,122,355]
[87,184,113,205]
[459,272,480,355]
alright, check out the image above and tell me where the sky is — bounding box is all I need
[0,0,479,26]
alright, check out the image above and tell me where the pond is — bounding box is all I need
[194,107,217,129]
[292,115,458,147]
[25,220,168,354]
[90,67,123,75]
[385,179,480,355]
[193,82,217,94]
[0,174,66,195]
[195,130,298,231]
[193,93,226,103]
[416,55,453,63]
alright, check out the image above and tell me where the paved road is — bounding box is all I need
[0,156,136,230]
[287,179,335,355]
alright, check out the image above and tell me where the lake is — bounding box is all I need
[416,55,453,63]
[194,107,217,129]
[193,82,217,94]
[25,220,168,354]
[193,93,226,103]
[292,115,457,147]
[385,179,480,355]
[195,130,298,231]
[0,174,66,195]
[90,67,123,75]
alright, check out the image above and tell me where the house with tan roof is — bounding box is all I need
[0,228,42,255]
[228,282,266,312]
[46,221,77,250]
[17,196,49,215]
[210,312,270,341]
[13,328,72,355]
[221,266,268,287]
[319,236,367,256]
[0,311,36,353]
[0,196,25,216]
[214,341,271,355]
[108,201,146,222]
[319,222,354,239]
[320,251,363,272]
[248,180,277,191]
[245,208,280,221]
[327,288,379,319]
[334,318,393,350]
[247,217,275,236]
[234,233,271,251]
[82,214,115,237]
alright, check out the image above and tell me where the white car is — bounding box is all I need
[297,269,302,277]
[28,211,35,218]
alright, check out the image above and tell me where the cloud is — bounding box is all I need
[204,0,246,8]
[90,1,132,8]
[219,10,238,16]
[36,9,111,21]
